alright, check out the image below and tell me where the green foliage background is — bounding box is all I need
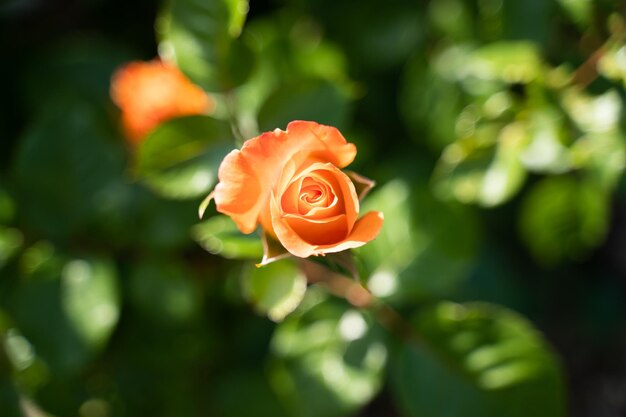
[2,0,626,416]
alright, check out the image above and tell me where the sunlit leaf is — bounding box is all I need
[0,226,23,269]
[9,254,118,376]
[571,132,626,189]
[519,176,609,264]
[557,0,592,28]
[270,288,387,417]
[469,41,542,84]
[598,44,626,84]
[356,180,479,303]
[192,215,263,260]
[61,258,120,349]
[519,108,571,174]
[561,89,622,134]
[242,259,306,322]
[157,0,253,90]
[135,115,232,200]
[392,301,566,417]
[433,122,528,207]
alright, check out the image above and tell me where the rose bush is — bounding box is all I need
[205,121,384,262]
[110,59,213,143]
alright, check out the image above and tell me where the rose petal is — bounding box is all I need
[314,211,384,254]
[284,213,349,246]
[212,121,356,234]
[213,150,262,233]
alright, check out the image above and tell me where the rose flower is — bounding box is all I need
[110,59,213,144]
[204,120,383,263]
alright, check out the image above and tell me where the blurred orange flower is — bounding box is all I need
[110,59,213,144]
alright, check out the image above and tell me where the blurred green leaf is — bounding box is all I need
[0,377,21,417]
[318,0,424,70]
[270,288,387,417]
[428,0,473,41]
[519,108,571,174]
[557,0,592,29]
[192,215,263,260]
[561,89,622,134]
[571,132,626,189]
[0,226,23,269]
[0,187,16,224]
[135,115,232,200]
[224,0,249,37]
[357,180,480,303]
[242,259,306,322]
[10,255,119,376]
[392,301,566,417]
[211,370,286,417]
[469,42,542,84]
[598,44,626,84]
[519,176,610,264]
[13,100,126,240]
[61,258,119,349]
[128,259,201,324]
[157,0,253,91]
[400,57,464,150]
[257,78,351,132]
[502,0,553,45]
[433,122,528,207]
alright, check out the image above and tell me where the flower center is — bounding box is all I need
[297,176,334,215]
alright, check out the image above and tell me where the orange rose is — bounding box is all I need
[110,59,213,144]
[205,121,383,262]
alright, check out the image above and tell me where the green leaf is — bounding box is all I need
[570,132,626,190]
[135,115,233,200]
[211,370,286,417]
[400,57,464,151]
[519,108,571,174]
[269,288,387,417]
[13,100,126,241]
[433,122,528,207]
[557,0,592,29]
[0,226,23,269]
[192,215,264,260]
[242,259,306,322]
[157,0,252,91]
[128,259,201,324]
[392,301,566,417]
[9,255,119,376]
[469,42,542,84]
[519,176,609,264]
[357,180,479,303]
[257,78,351,132]
[61,258,120,349]
[561,89,622,134]
[0,187,16,224]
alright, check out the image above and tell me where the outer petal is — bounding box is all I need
[313,211,384,254]
[213,121,356,234]
[213,150,262,233]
